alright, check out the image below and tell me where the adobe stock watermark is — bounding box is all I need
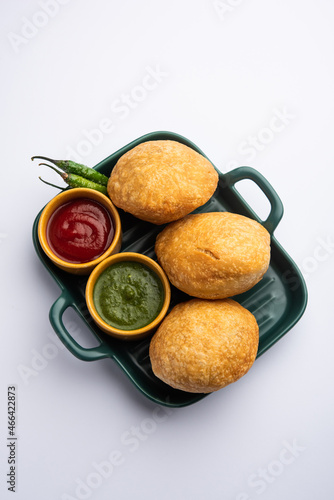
[64,64,169,163]
[245,234,334,320]
[17,319,85,385]
[61,404,174,500]
[224,107,296,170]
[232,439,306,499]
[7,0,72,54]
[279,233,334,293]
[213,0,246,21]
[299,235,334,280]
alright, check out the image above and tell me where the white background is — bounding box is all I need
[1,1,334,499]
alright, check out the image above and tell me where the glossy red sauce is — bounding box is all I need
[47,198,114,263]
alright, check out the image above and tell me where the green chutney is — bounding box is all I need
[93,261,165,330]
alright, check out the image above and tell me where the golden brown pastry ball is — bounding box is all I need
[107,140,218,224]
[149,298,259,393]
[155,211,270,299]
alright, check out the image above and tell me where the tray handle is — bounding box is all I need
[49,290,111,361]
[224,166,284,233]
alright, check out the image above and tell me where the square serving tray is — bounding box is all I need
[32,131,307,407]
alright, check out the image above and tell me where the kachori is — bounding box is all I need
[149,298,259,393]
[107,140,218,224]
[155,211,270,299]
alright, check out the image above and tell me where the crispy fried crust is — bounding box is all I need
[107,140,218,224]
[155,212,270,299]
[149,298,259,393]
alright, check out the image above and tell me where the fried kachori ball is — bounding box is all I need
[107,140,218,224]
[155,211,270,299]
[149,298,259,393]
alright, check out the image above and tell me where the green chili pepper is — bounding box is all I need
[39,163,108,195]
[31,156,108,186]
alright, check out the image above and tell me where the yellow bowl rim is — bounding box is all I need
[85,252,171,338]
[38,188,121,271]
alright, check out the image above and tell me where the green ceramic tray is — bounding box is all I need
[32,131,308,407]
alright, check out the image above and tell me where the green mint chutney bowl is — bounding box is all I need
[85,252,171,340]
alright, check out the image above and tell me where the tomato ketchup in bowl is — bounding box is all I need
[47,198,114,263]
[38,188,122,275]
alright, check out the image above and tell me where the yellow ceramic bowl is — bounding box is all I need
[38,188,122,275]
[85,252,171,340]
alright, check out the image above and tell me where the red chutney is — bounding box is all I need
[46,198,114,263]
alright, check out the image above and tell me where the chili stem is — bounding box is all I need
[38,177,65,190]
[39,162,67,180]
